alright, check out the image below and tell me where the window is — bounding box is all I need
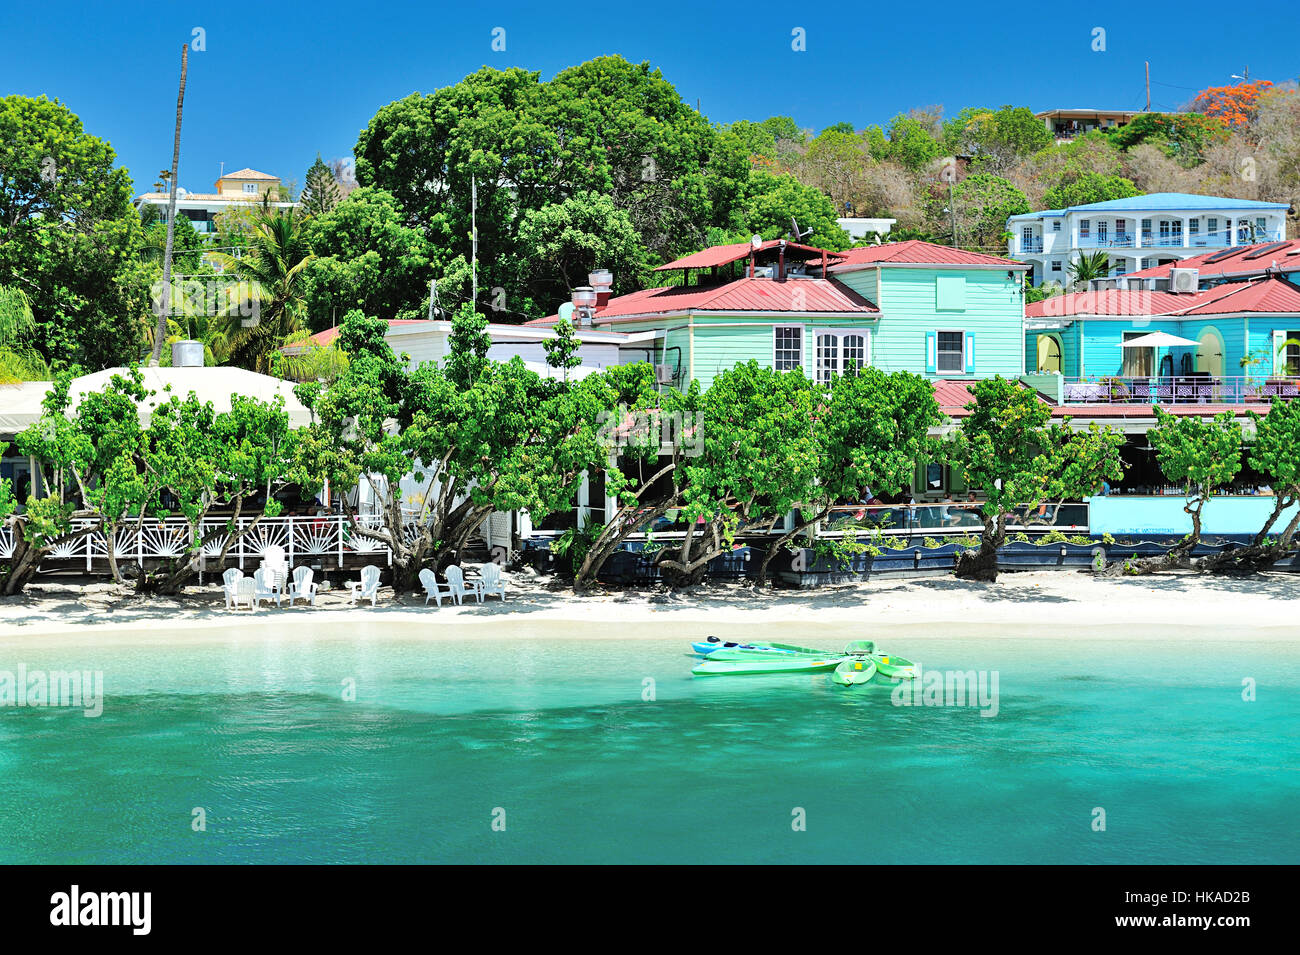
[1189,218,1199,235]
[936,331,964,373]
[774,326,803,371]
[1141,218,1153,241]
[1079,219,1091,238]
[1051,260,1062,272]
[243,182,257,194]
[1116,218,1126,236]
[815,333,838,384]
[1051,220,1062,232]
[1097,221,1108,244]
[1286,330,1300,376]
[1207,217,1218,234]
[814,331,868,383]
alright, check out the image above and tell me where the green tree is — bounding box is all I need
[1140,408,1242,569]
[0,95,149,368]
[301,186,434,328]
[1043,172,1141,209]
[210,206,317,371]
[515,191,648,310]
[542,317,583,383]
[947,106,1053,173]
[949,377,1123,580]
[736,171,850,249]
[655,362,821,586]
[947,173,1030,247]
[300,154,342,217]
[755,367,940,586]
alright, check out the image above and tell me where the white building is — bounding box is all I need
[134,167,296,235]
[837,217,897,241]
[1007,193,1290,287]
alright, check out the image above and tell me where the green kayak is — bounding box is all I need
[870,653,917,682]
[692,656,846,677]
[843,639,876,655]
[831,656,878,686]
[705,645,829,662]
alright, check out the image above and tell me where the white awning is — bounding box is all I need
[1118,332,1198,348]
[0,367,316,436]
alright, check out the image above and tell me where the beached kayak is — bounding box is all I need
[692,639,832,659]
[831,656,878,686]
[870,653,917,682]
[692,656,846,677]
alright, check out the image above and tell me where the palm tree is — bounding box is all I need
[1067,251,1113,290]
[149,43,189,366]
[208,206,316,372]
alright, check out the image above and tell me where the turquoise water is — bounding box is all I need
[1,623,1297,864]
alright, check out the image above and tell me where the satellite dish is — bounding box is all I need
[788,217,813,243]
[750,234,763,250]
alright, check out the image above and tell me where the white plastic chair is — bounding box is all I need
[286,566,317,607]
[478,563,506,601]
[419,568,446,607]
[234,577,257,610]
[262,545,286,568]
[445,565,480,605]
[222,568,244,609]
[349,565,381,606]
[253,567,281,609]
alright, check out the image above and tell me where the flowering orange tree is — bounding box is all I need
[1193,80,1274,127]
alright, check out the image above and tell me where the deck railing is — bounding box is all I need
[1062,376,1300,405]
[815,502,1089,536]
[0,514,395,572]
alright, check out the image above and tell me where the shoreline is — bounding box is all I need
[2,569,1299,644]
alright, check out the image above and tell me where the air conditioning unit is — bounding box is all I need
[751,265,775,279]
[1093,278,1118,291]
[655,363,674,385]
[1169,267,1199,293]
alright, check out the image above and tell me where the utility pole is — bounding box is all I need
[471,174,478,310]
[1145,61,1150,111]
[150,42,188,366]
[948,182,957,248]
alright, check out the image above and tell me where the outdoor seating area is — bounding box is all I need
[223,561,508,611]
[1062,375,1300,405]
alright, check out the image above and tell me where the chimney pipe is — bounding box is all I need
[778,239,786,282]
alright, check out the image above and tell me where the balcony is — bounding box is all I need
[1075,229,1283,251]
[1062,375,1300,405]
[1018,237,1044,253]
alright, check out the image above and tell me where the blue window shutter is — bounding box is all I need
[965,333,976,374]
[925,331,936,375]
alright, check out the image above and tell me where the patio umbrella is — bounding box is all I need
[1116,332,1199,348]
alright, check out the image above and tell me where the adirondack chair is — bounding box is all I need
[478,562,506,602]
[253,567,282,609]
[286,566,318,607]
[234,577,257,611]
[419,568,446,607]
[222,568,244,609]
[444,565,480,605]
[349,565,381,606]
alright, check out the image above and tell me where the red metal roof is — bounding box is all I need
[1027,278,1300,319]
[290,319,434,349]
[653,241,845,272]
[529,277,878,325]
[1125,240,1300,280]
[831,240,1024,269]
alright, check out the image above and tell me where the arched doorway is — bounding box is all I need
[1036,333,1062,373]
[1196,327,1225,377]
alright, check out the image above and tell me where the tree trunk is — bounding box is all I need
[149,43,188,366]
[756,506,832,588]
[954,513,1004,582]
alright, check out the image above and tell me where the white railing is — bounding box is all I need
[1062,376,1300,404]
[0,514,396,572]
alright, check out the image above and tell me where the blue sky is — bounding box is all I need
[2,1,1295,196]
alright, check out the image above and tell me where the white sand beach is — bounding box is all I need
[1,568,1297,643]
